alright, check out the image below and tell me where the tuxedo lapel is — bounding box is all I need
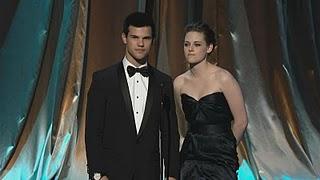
[117,63,137,134]
[137,67,155,138]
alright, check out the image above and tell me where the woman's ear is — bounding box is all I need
[207,43,214,54]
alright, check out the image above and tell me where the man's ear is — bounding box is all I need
[121,33,127,44]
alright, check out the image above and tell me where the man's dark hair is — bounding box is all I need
[185,22,216,46]
[123,12,155,38]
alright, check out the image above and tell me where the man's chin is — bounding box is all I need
[133,56,148,63]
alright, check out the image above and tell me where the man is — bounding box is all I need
[85,12,179,180]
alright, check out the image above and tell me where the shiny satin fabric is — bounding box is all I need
[0,0,55,174]
[229,0,320,179]
[0,0,89,179]
[1,0,320,179]
[180,93,238,179]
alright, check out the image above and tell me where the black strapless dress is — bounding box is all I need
[180,92,239,180]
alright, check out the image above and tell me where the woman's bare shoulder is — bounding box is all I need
[212,66,235,82]
[174,71,193,92]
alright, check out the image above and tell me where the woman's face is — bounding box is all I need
[184,31,213,64]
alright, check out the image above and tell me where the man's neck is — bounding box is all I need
[126,56,147,67]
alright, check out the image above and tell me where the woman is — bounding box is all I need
[174,22,248,179]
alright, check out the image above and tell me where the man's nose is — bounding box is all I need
[138,39,144,46]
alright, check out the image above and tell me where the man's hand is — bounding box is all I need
[168,177,176,180]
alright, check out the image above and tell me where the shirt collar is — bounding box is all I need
[122,56,148,78]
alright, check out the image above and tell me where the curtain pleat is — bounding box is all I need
[0,0,320,179]
[0,0,55,175]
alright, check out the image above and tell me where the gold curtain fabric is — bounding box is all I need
[1,0,319,179]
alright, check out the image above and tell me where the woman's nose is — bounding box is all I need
[188,45,194,51]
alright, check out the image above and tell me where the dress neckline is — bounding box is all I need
[181,92,223,102]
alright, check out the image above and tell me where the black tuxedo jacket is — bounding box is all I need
[85,62,179,180]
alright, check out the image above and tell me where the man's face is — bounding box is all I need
[122,25,153,65]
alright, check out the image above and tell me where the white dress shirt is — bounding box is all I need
[122,57,149,133]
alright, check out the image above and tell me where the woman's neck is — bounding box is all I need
[190,60,210,78]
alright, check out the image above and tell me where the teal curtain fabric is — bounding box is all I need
[0,0,54,172]
[0,0,319,179]
[0,0,82,179]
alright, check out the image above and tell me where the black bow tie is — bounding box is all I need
[127,65,150,77]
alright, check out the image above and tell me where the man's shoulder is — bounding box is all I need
[93,62,121,78]
[150,66,172,81]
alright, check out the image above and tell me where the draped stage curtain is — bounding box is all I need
[0,0,319,179]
